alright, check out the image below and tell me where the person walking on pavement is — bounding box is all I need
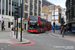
[4,25,6,31]
[10,23,14,37]
[60,26,63,34]
[67,26,70,34]
[2,25,4,31]
[64,27,67,35]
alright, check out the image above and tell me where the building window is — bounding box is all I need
[2,0,4,3]
[25,13,28,19]
[12,1,17,6]
[9,11,11,16]
[12,1,14,6]
[17,3,18,6]
[55,12,58,15]
[8,22,10,28]
[38,0,41,16]
[14,2,16,6]
[74,7,75,16]
[25,5,28,11]
[34,0,37,13]
[30,12,33,15]
[19,23,21,28]
[30,0,33,12]
[34,13,37,15]
[12,12,13,16]
[9,0,11,5]
[55,16,58,19]
[44,12,47,16]
[2,10,4,15]
[52,12,58,15]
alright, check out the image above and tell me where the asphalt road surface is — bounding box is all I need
[0,31,75,50]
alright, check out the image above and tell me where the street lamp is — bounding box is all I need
[20,0,23,42]
[53,5,55,33]
[49,5,55,33]
[18,0,23,42]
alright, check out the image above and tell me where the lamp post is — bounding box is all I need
[53,5,55,33]
[20,0,23,42]
[18,0,23,42]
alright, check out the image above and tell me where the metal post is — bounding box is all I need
[20,3,22,42]
[16,18,18,39]
[14,20,16,35]
[62,28,64,38]
[53,5,55,33]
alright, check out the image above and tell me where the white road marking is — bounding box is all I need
[48,34,58,38]
[1,48,3,50]
[8,45,10,46]
[5,46,7,48]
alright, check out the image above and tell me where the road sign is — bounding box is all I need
[2,16,3,18]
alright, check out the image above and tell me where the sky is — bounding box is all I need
[47,0,66,8]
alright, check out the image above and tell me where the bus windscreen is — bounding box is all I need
[29,16,37,21]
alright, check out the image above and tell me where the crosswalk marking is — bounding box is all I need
[0,39,16,44]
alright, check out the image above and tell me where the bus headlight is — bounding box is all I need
[37,24,39,26]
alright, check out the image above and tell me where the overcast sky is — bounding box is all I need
[47,0,66,8]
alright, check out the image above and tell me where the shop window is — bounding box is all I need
[8,22,10,28]
[2,10,4,15]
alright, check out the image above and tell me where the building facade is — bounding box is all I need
[42,5,66,30]
[0,0,19,31]
[42,5,49,20]
[0,0,42,31]
[42,0,54,7]
[66,0,75,32]
[23,0,42,30]
[48,5,61,26]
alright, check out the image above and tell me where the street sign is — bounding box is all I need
[2,16,3,18]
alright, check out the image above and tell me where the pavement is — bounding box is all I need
[49,30,75,42]
[0,31,75,50]
[0,31,30,44]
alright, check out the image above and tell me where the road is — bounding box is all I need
[0,31,75,50]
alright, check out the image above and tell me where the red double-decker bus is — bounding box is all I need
[27,16,51,33]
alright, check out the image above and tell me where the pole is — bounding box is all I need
[53,5,55,33]
[62,28,64,38]
[14,20,16,35]
[20,3,22,42]
[16,18,18,39]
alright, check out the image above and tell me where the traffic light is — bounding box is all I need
[53,22,55,26]
[14,6,19,20]
[61,18,65,25]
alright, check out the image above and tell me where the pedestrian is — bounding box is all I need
[64,27,67,35]
[4,25,6,31]
[67,26,70,34]
[10,23,14,37]
[60,26,63,34]
[2,25,4,31]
